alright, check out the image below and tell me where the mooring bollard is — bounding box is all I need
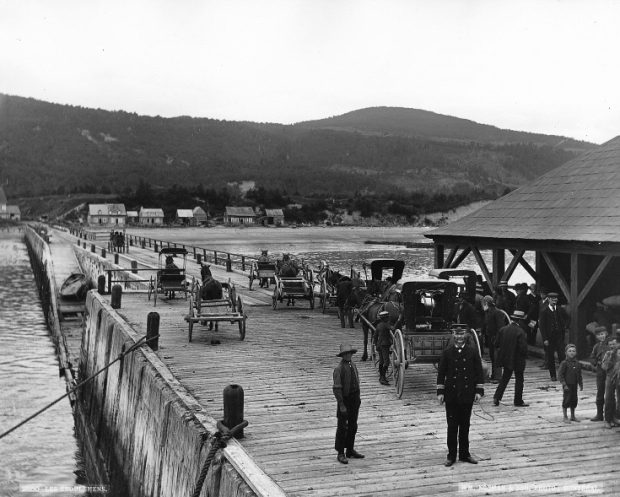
[226,256,232,272]
[131,260,138,274]
[154,243,158,252]
[146,312,160,351]
[114,253,119,265]
[97,275,106,294]
[111,284,122,309]
[91,243,96,253]
[223,384,245,439]
[196,253,202,264]
[101,248,106,259]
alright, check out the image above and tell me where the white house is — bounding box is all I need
[0,187,21,221]
[224,206,257,225]
[139,207,165,225]
[88,204,126,226]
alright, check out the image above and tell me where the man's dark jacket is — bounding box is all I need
[437,344,484,404]
[496,322,528,372]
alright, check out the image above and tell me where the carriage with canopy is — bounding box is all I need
[389,279,484,398]
[147,247,189,306]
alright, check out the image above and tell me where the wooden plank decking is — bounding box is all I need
[56,229,620,496]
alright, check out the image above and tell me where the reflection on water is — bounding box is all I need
[0,234,88,496]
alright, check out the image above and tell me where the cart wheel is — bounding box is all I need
[321,280,327,313]
[272,289,278,309]
[238,318,246,341]
[309,290,315,310]
[248,266,254,290]
[188,318,194,342]
[147,276,153,301]
[468,328,483,359]
[153,283,158,307]
[392,329,406,399]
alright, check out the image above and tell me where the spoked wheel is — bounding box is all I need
[391,329,406,399]
[147,276,154,301]
[188,317,194,342]
[272,288,278,309]
[309,289,315,310]
[237,296,246,340]
[320,280,327,313]
[248,266,255,290]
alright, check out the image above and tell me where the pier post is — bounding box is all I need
[223,384,245,438]
[102,248,106,259]
[131,260,138,274]
[114,253,119,265]
[111,284,122,309]
[197,254,202,264]
[146,312,160,351]
[97,275,106,294]
[226,254,232,272]
[241,256,246,271]
[91,243,96,253]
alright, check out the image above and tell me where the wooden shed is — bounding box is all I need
[263,208,285,226]
[176,209,194,226]
[425,136,620,355]
[192,206,208,226]
[139,207,165,226]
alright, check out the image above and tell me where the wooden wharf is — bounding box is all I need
[51,229,619,496]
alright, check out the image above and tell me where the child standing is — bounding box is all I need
[602,337,620,428]
[558,344,583,423]
[589,326,609,421]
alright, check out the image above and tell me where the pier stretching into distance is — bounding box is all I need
[43,227,618,496]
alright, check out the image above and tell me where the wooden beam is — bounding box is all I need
[541,251,571,301]
[471,247,493,286]
[450,247,472,268]
[577,255,613,307]
[492,249,505,287]
[502,249,525,282]
[509,249,537,280]
[569,253,579,344]
[434,244,445,269]
[444,246,458,268]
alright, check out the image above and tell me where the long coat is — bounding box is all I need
[496,322,528,372]
[437,344,484,404]
[539,305,567,342]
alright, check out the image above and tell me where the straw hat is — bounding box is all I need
[337,344,357,357]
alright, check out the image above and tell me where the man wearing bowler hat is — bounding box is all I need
[539,292,567,381]
[492,310,529,407]
[437,325,484,466]
[333,344,365,464]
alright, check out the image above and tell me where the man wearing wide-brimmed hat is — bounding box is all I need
[539,291,567,381]
[492,309,530,408]
[437,325,484,466]
[333,344,364,464]
[495,280,516,316]
[373,311,393,385]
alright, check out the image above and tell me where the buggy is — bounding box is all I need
[147,247,189,306]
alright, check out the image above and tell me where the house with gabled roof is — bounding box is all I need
[176,209,194,226]
[139,207,165,225]
[263,208,285,226]
[193,206,208,226]
[0,186,21,221]
[425,136,620,355]
[88,203,126,226]
[224,206,256,225]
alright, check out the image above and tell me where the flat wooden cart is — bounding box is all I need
[390,279,484,398]
[185,279,247,342]
[248,260,277,290]
[272,264,315,310]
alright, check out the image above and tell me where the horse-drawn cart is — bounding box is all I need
[148,247,190,306]
[248,260,277,290]
[390,279,484,398]
[185,279,247,342]
[272,264,315,310]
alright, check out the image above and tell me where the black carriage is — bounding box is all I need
[390,279,484,398]
[185,279,247,342]
[248,260,277,290]
[360,259,405,296]
[147,247,189,306]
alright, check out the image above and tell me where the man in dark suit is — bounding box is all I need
[437,325,485,466]
[493,310,529,407]
[539,292,567,381]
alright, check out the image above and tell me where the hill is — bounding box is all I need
[0,94,595,199]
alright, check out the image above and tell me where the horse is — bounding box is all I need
[357,298,402,361]
[200,275,223,330]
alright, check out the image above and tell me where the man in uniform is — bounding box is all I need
[437,325,484,466]
[493,309,529,407]
[373,310,393,385]
[539,292,567,381]
[333,344,365,464]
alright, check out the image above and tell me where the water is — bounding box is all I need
[0,233,89,497]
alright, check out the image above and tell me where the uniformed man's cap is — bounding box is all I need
[511,310,527,320]
[451,324,468,334]
[595,326,608,334]
[547,292,559,298]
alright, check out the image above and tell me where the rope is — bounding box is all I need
[191,420,248,497]
[0,334,159,441]
[473,399,495,421]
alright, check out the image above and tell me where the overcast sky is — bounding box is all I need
[1,0,619,144]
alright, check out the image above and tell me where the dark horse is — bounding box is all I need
[200,273,223,330]
[357,293,402,361]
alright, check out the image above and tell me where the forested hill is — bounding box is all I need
[294,107,593,151]
[0,94,595,198]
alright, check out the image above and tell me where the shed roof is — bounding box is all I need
[139,207,164,217]
[225,206,256,217]
[265,208,284,216]
[426,136,620,244]
[176,209,194,218]
[193,206,207,216]
[126,211,139,217]
[88,203,127,216]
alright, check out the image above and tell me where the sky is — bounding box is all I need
[1,0,619,144]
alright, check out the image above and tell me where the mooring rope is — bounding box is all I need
[0,334,159,441]
[191,420,248,497]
